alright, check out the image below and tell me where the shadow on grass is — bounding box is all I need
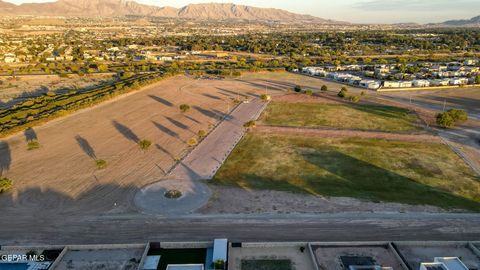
[215,144,480,211]
[352,104,413,119]
[299,149,480,211]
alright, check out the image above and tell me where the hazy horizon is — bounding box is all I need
[2,0,480,24]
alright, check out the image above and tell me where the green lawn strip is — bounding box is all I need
[213,133,480,211]
[260,102,420,132]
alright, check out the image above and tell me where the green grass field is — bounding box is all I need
[260,103,420,132]
[213,133,480,211]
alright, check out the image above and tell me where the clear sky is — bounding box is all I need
[4,0,480,24]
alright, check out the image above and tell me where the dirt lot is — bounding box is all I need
[199,185,450,214]
[0,71,324,217]
[0,73,115,109]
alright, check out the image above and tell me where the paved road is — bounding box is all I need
[0,213,479,245]
[134,99,267,215]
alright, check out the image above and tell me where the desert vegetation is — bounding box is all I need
[214,133,480,211]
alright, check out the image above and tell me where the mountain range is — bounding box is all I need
[0,0,334,23]
[441,15,480,27]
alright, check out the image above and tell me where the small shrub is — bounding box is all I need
[436,109,469,128]
[179,104,190,113]
[436,112,455,128]
[260,94,271,101]
[187,137,198,146]
[349,96,360,103]
[27,140,40,150]
[198,130,207,138]
[294,85,302,92]
[360,91,366,96]
[447,109,468,123]
[243,120,256,129]
[164,189,182,199]
[304,90,313,96]
[138,139,152,150]
[46,91,56,97]
[95,159,107,170]
[0,177,12,193]
[213,260,226,270]
[321,85,328,91]
[338,89,348,98]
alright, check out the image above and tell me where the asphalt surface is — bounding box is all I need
[1,212,479,245]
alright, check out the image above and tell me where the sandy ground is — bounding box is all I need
[134,99,267,215]
[0,75,264,214]
[199,185,452,214]
[0,73,115,108]
[0,71,326,217]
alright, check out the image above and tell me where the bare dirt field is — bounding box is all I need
[199,185,450,215]
[0,71,321,217]
[0,73,115,108]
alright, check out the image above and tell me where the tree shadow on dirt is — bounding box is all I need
[152,121,180,139]
[24,128,38,142]
[202,93,222,100]
[0,141,11,175]
[193,106,218,120]
[112,120,140,144]
[165,116,190,131]
[75,135,96,159]
[148,95,174,107]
